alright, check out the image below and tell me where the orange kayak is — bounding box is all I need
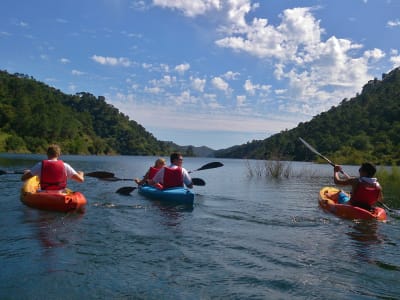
[20,176,87,213]
[318,187,387,221]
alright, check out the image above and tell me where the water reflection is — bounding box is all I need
[346,221,383,244]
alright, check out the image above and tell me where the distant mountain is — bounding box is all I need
[163,142,215,157]
[215,67,400,165]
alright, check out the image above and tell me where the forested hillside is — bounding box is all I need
[215,67,400,165]
[0,70,173,155]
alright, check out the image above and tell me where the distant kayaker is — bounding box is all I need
[333,162,383,210]
[134,157,166,185]
[149,152,193,189]
[21,144,84,190]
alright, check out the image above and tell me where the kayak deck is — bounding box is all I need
[318,187,387,221]
[138,185,194,205]
[21,176,87,213]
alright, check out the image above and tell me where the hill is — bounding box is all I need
[0,70,175,155]
[215,67,400,165]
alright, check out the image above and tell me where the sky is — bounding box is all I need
[1,0,400,150]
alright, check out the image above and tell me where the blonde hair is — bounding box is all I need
[154,158,166,167]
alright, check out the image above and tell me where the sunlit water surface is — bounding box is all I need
[0,154,399,299]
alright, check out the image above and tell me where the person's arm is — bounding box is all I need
[182,168,193,189]
[21,170,34,181]
[72,171,84,183]
[333,165,354,186]
[21,162,41,181]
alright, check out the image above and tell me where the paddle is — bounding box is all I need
[116,186,137,195]
[299,137,400,215]
[189,161,223,173]
[1,170,114,178]
[0,170,25,175]
[86,171,117,179]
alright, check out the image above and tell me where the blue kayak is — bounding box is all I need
[138,185,194,204]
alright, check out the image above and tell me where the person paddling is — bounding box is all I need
[333,162,383,210]
[21,144,84,190]
[134,157,166,185]
[149,152,193,189]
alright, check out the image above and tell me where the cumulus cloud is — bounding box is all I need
[91,55,132,67]
[152,0,221,17]
[211,76,230,92]
[191,76,206,92]
[60,58,70,64]
[175,63,190,74]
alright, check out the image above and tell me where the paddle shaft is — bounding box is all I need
[299,137,350,178]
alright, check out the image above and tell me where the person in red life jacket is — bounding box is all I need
[21,144,84,190]
[333,162,383,210]
[149,152,193,189]
[134,157,166,185]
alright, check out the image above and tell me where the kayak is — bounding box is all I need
[138,185,194,205]
[318,187,387,221]
[20,176,87,213]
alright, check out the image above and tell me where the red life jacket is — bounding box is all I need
[40,160,67,190]
[148,167,161,180]
[350,181,381,209]
[162,167,183,189]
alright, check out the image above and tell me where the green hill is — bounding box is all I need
[0,70,173,155]
[215,67,400,165]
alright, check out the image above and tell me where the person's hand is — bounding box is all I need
[334,165,342,173]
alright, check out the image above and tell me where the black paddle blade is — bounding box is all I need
[195,162,224,172]
[86,171,115,179]
[116,186,136,195]
[192,178,206,186]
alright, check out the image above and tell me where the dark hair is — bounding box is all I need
[360,162,376,177]
[47,144,61,158]
[170,152,182,164]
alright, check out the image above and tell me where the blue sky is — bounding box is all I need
[1,0,400,149]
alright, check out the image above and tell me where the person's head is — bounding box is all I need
[170,152,183,165]
[47,144,61,159]
[154,158,166,168]
[359,162,376,178]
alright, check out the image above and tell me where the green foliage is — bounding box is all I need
[377,166,400,208]
[216,67,400,165]
[0,70,175,155]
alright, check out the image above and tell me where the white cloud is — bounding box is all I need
[387,19,400,28]
[211,76,230,92]
[222,70,240,80]
[236,95,246,107]
[175,63,190,74]
[153,0,221,17]
[149,75,176,87]
[72,69,85,76]
[244,79,271,96]
[390,55,400,68]
[91,55,132,67]
[60,58,70,64]
[191,77,206,92]
[364,48,385,61]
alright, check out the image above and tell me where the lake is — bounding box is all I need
[0,154,399,299]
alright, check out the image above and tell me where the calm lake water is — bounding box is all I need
[0,154,399,299]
